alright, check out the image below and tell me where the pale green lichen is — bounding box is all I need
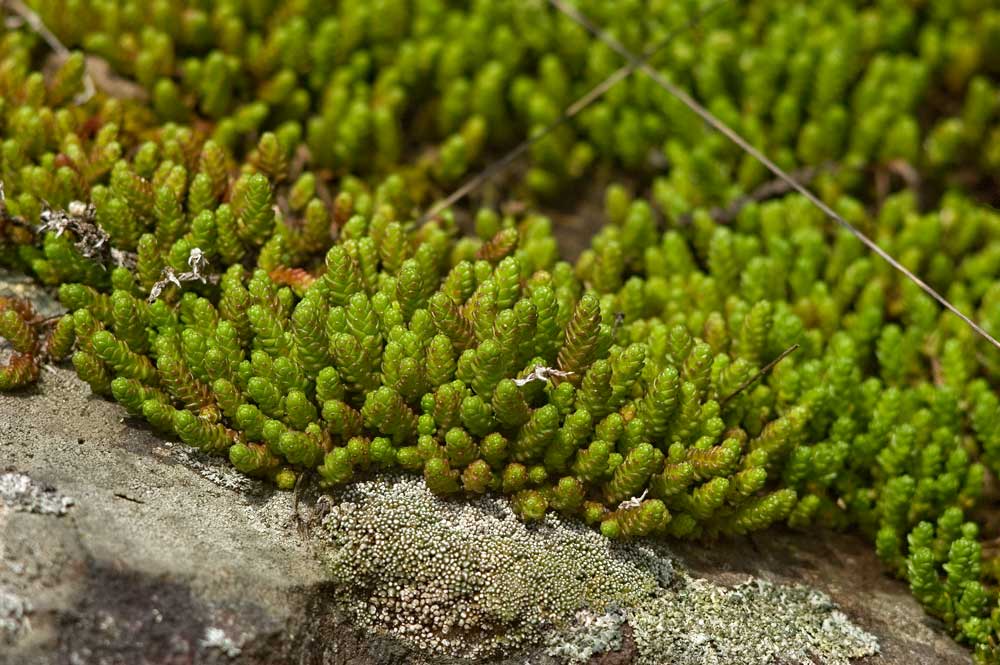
[319,474,878,662]
[630,574,880,665]
[544,607,627,663]
[321,474,667,659]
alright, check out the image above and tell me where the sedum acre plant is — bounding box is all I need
[1,0,1000,661]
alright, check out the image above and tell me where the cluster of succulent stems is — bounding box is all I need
[1,0,1000,661]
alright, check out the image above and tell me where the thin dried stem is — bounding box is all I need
[418,0,730,224]
[547,0,1000,353]
[679,162,836,225]
[721,344,800,407]
[4,0,95,103]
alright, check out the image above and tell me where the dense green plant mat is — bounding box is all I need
[1,0,1000,661]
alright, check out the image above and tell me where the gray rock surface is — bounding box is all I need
[0,364,403,665]
[0,271,973,665]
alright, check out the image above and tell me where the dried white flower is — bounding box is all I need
[617,489,648,511]
[148,248,214,303]
[513,365,574,386]
[187,247,208,275]
[33,199,137,269]
[200,626,241,658]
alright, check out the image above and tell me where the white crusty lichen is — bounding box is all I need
[0,588,31,645]
[320,474,667,659]
[629,575,880,665]
[199,626,242,658]
[318,474,879,663]
[0,472,74,515]
[544,607,627,663]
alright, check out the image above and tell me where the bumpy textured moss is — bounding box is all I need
[1,0,1000,660]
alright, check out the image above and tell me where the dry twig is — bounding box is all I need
[417,0,729,223]
[4,0,95,104]
[547,0,1000,353]
[678,163,836,225]
[721,344,800,407]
